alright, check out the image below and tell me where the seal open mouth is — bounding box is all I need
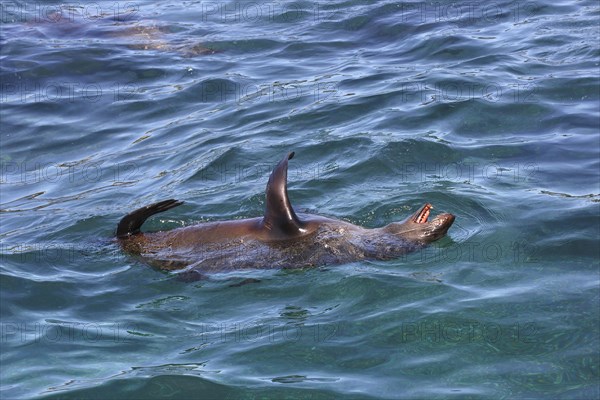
[401,203,455,242]
[413,203,433,224]
[384,202,454,242]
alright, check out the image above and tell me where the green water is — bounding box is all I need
[1,1,599,399]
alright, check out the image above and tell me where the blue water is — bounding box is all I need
[1,1,599,399]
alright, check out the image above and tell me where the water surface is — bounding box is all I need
[1,1,599,399]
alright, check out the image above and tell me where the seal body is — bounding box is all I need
[20,11,214,57]
[117,152,455,274]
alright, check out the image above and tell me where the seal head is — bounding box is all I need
[384,203,455,244]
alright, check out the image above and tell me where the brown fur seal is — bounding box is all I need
[19,11,214,57]
[116,152,455,276]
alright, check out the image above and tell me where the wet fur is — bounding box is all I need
[117,152,454,275]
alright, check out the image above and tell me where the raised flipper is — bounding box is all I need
[261,152,307,238]
[116,199,183,238]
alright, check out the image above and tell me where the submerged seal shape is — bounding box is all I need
[116,152,455,276]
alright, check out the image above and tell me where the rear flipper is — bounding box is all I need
[116,199,183,238]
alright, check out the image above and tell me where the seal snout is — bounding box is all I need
[411,203,454,228]
[433,213,455,233]
[404,203,455,242]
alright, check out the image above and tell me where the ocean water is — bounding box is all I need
[1,0,599,399]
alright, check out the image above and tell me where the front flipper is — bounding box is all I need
[228,278,262,287]
[261,152,307,238]
[175,269,208,283]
